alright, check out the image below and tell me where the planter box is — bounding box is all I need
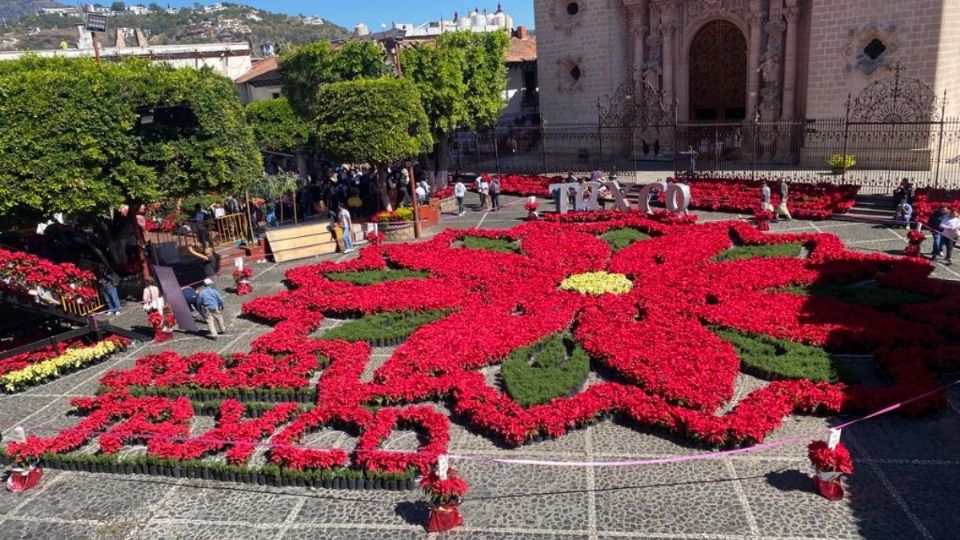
[440,196,459,214]
[383,222,416,242]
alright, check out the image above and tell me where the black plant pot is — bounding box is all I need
[372,478,382,490]
[201,469,212,480]
[331,477,342,490]
[242,473,251,484]
[321,478,332,489]
[108,464,119,474]
[147,465,157,475]
[94,463,105,474]
[406,479,417,490]
[123,464,134,474]
[256,474,265,486]
[386,480,397,491]
[346,478,357,490]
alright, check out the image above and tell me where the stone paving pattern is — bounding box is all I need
[1,192,959,539]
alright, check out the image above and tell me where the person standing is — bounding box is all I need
[760,182,772,212]
[197,279,227,339]
[142,276,164,313]
[682,145,699,174]
[489,177,501,212]
[187,245,221,278]
[940,208,960,265]
[454,179,466,215]
[479,176,491,211]
[928,206,949,259]
[97,265,121,315]
[776,179,793,221]
[192,204,212,250]
[338,205,354,253]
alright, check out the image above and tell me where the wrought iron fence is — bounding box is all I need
[454,117,960,191]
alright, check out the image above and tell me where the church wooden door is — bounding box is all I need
[688,20,748,122]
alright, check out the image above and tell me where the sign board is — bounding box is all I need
[828,428,842,450]
[152,265,199,333]
[85,14,108,33]
[436,454,449,480]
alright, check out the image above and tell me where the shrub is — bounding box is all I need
[323,310,451,343]
[501,333,590,407]
[601,228,651,251]
[325,269,429,286]
[715,242,803,262]
[713,327,858,383]
[462,236,519,253]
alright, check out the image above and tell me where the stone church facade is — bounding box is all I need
[533,0,960,172]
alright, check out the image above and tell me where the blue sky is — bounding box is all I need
[162,1,535,30]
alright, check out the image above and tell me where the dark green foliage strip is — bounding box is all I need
[323,310,450,343]
[324,269,430,286]
[713,327,858,383]
[601,228,652,251]
[779,282,928,312]
[715,243,804,262]
[501,334,591,408]
[463,236,520,253]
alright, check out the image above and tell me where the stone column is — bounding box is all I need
[624,0,649,85]
[660,4,676,106]
[782,2,800,120]
[746,0,766,118]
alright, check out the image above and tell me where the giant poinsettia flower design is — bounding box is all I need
[242,214,947,449]
[12,213,955,475]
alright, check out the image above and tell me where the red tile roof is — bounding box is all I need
[235,57,279,84]
[506,37,536,64]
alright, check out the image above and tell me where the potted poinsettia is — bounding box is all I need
[147,306,176,343]
[420,467,468,532]
[233,267,253,296]
[808,440,854,500]
[905,229,926,258]
[5,435,44,492]
[753,209,773,231]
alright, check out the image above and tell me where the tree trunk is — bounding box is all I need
[427,136,453,189]
[377,166,392,212]
[126,203,150,281]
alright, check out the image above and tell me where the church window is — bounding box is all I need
[864,38,887,61]
[570,65,582,81]
[566,2,580,16]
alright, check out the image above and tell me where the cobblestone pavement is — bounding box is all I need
[1,193,958,540]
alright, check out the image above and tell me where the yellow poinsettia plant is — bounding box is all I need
[1,338,126,393]
[560,271,633,296]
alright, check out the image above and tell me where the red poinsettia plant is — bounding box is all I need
[753,209,774,231]
[807,440,854,475]
[365,231,385,246]
[905,230,926,258]
[420,467,469,505]
[233,267,253,296]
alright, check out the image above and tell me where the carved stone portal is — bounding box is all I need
[688,20,748,121]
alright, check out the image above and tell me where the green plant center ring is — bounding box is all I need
[560,271,633,296]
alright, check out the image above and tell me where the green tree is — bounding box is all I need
[0,57,261,270]
[403,31,509,183]
[111,1,126,11]
[279,40,385,119]
[313,78,432,208]
[245,97,312,153]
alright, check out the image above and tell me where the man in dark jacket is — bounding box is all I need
[929,206,949,259]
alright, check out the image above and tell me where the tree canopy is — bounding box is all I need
[279,40,385,119]
[245,97,312,153]
[313,78,432,165]
[0,57,261,227]
[403,31,509,137]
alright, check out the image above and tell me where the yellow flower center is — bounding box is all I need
[560,271,633,296]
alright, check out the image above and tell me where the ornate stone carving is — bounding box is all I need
[844,23,898,75]
[556,56,585,94]
[687,0,746,21]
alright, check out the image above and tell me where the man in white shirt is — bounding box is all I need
[338,206,354,253]
[454,180,466,215]
[415,183,427,204]
[940,208,960,265]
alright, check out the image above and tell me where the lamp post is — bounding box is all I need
[406,159,421,239]
[752,109,760,182]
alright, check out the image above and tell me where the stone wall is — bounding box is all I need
[535,0,629,126]
[804,0,947,118]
